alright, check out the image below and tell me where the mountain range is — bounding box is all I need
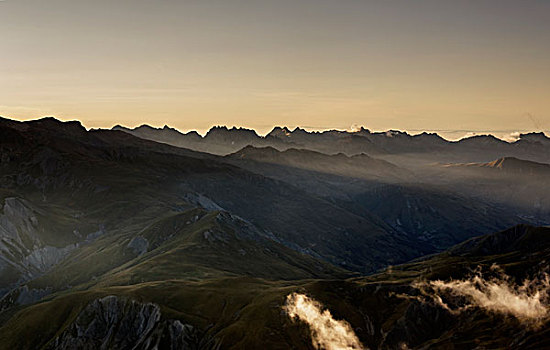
[0,116,549,349]
[112,124,550,163]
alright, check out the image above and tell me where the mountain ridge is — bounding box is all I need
[110,122,550,165]
[113,122,549,145]
[0,116,548,349]
[444,156,550,175]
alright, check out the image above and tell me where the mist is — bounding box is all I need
[416,267,550,327]
[284,293,365,350]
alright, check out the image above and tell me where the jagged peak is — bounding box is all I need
[209,125,229,131]
[291,126,308,134]
[204,125,259,140]
[4,116,546,146]
[351,126,371,134]
[267,126,291,137]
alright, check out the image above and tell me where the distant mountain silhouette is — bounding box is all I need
[111,124,550,164]
[227,145,406,181]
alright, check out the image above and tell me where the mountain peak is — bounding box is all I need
[230,145,280,158]
[135,124,159,131]
[292,126,308,134]
[267,126,292,138]
[111,124,129,131]
[456,134,507,146]
[351,126,371,135]
[518,132,550,144]
[28,117,86,134]
[206,125,258,136]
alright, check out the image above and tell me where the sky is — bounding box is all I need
[1,0,549,139]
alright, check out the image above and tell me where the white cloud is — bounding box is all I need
[284,293,365,350]
[415,266,550,327]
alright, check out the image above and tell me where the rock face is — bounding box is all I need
[47,296,220,350]
[127,236,149,256]
[0,198,76,291]
[0,197,105,298]
[0,285,53,312]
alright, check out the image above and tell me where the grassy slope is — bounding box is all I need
[1,226,549,349]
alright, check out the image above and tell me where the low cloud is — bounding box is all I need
[502,131,521,142]
[349,124,365,133]
[414,266,550,327]
[283,293,365,350]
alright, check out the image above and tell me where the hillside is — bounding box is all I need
[0,117,433,292]
[0,117,547,349]
[223,147,529,249]
[436,157,550,222]
[1,225,549,349]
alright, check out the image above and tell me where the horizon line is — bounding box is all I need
[2,114,549,143]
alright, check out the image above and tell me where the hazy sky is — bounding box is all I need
[1,0,549,138]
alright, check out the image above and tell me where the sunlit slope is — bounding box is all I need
[438,157,550,222]
[226,145,409,182]
[224,146,529,250]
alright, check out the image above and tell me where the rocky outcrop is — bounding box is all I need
[0,198,77,288]
[127,236,149,256]
[0,197,106,302]
[0,285,53,312]
[182,193,225,212]
[0,197,41,245]
[23,244,77,274]
[47,295,220,350]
